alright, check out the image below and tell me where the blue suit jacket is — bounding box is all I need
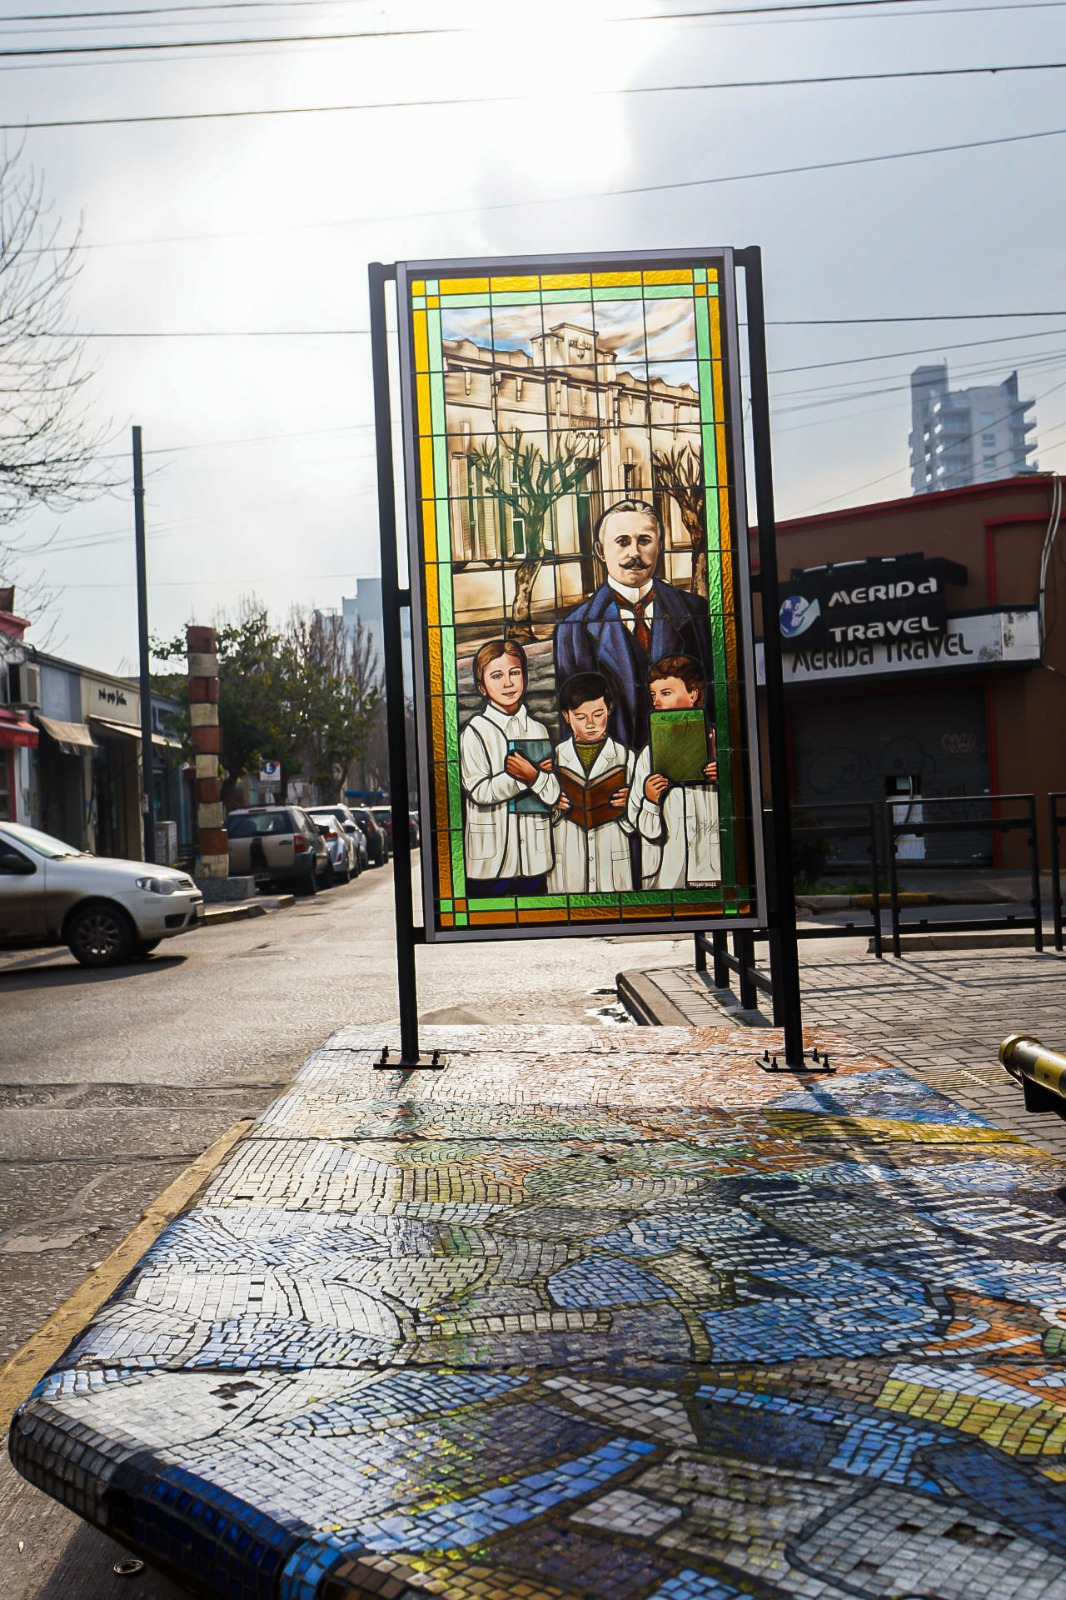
[554,578,715,752]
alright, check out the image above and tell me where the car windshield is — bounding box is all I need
[0,821,87,860]
[227,813,292,838]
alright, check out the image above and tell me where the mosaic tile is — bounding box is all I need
[11,1023,1066,1600]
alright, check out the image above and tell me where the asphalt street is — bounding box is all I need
[0,859,693,1599]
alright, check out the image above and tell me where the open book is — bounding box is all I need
[556,764,627,830]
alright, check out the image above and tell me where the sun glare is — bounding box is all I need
[468,0,638,185]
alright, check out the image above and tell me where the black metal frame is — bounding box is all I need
[885,792,1044,957]
[368,248,806,1066]
[1051,792,1066,953]
[736,247,805,1065]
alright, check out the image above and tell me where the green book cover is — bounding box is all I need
[649,709,709,784]
[506,738,552,814]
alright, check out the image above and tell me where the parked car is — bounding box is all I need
[306,809,357,884]
[226,806,329,894]
[308,804,367,872]
[371,806,394,853]
[0,820,204,967]
[349,806,388,867]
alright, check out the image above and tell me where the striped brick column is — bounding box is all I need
[187,625,228,878]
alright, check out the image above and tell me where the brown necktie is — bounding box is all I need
[614,593,651,653]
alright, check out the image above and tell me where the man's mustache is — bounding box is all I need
[621,555,653,568]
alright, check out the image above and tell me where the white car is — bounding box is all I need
[0,821,204,967]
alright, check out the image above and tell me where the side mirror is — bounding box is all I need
[0,855,36,876]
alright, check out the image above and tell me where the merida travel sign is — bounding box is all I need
[757,608,1041,685]
[778,554,968,651]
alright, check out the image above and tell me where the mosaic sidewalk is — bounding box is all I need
[10,1023,1066,1600]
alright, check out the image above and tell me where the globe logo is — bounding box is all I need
[780,594,820,639]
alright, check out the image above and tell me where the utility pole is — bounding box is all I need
[133,425,156,864]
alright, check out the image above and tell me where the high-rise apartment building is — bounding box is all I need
[909,362,1037,494]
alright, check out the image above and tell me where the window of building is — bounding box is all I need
[981,411,995,425]
[0,751,12,821]
[982,434,996,447]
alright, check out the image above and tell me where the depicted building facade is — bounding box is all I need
[910,363,1037,494]
[441,322,704,632]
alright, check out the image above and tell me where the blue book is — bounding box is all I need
[506,738,552,814]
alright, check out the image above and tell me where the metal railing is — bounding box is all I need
[885,793,1043,957]
[1050,793,1066,952]
[792,801,883,958]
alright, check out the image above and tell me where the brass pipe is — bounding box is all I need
[999,1034,1066,1113]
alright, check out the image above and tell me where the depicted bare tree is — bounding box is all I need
[467,429,598,643]
[0,145,110,638]
[652,443,708,598]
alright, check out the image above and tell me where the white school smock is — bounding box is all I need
[546,736,635,895]
[459,703,560,880]
[626,744,721,890]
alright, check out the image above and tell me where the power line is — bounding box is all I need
[35,311,1066,338]
[2,0,1057,28]
[796,374,1066,513]
[6,60,1066,129]
[0,21,461,56]
[21,123,1066,256]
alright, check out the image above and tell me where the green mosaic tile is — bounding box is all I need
[591,286,645,301]
[437,557,454,628]
[489,290,544,306]
[441,627,457,693]
[701,423,720,488]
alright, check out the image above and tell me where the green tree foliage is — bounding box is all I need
[467,429,598,642]
[151,601,380,802]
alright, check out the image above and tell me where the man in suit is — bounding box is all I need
[553,499,714,751]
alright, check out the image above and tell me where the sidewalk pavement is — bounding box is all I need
[621,936,1066,1161]
[10,1019,1066,1600]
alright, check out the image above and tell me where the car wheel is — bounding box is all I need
[133,939,161,961]
[325,860,336,887]
[302,860,318,896]
[67,903,136,968]
[341,859,352,884]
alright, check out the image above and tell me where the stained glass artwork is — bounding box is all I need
[397,253,763,940]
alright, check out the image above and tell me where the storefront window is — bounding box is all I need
[0,751,12,820]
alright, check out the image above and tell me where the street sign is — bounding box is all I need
[394,250,764,942]
[259,759,281,785]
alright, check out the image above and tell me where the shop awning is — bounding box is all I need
[0,713,37,749]
[89,716,182,750]
[36,715,97,755]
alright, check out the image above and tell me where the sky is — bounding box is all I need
[1,0,1064,672]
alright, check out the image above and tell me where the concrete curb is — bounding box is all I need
[616,969,691,1027]
[0,1119,254,1419]
[203,894,295,925]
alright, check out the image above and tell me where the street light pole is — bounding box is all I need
[133,424,156,865]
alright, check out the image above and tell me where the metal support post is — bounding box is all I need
[712,930,730,990]
[694,932,707,974]
[734,930,757,1011]
[368,261,437,1069]
[867,802,883,959]
[737,247,805,1066]
[1051,794,1064,953]
[886,803,902,959]
[132,425,156,865]
[1028,793,1044,953]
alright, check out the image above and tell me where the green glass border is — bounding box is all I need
[412,261,751,934]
